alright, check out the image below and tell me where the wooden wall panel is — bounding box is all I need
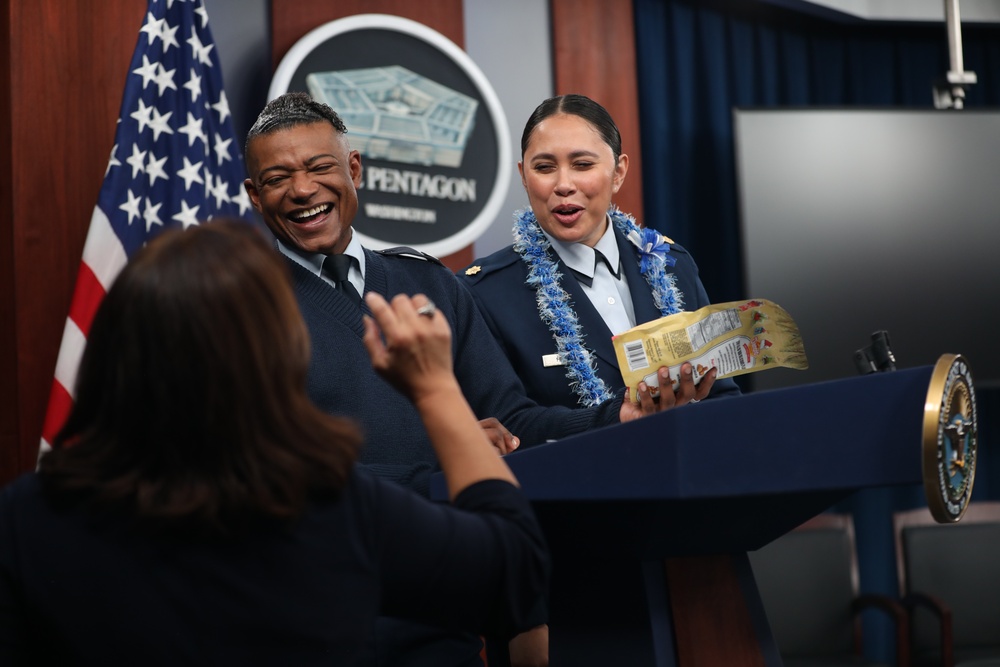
[0,0,143,485]
[270,0,472,269]
[0,0,15,483]
[550,0,645,225]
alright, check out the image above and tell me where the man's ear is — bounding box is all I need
[349,150,363,188]
[244,178,261,212]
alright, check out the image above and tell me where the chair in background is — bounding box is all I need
[893,501,1000,667]
[749,513,909,667]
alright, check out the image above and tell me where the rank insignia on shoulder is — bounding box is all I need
[465,266,482,275]
[377,246,443,266]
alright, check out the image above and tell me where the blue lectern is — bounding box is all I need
[435,366,933,666]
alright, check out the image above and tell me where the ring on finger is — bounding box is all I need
[416,300,437,318]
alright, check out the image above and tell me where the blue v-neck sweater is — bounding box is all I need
[289,248,619,496]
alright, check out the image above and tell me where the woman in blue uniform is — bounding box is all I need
[462,94,740,411]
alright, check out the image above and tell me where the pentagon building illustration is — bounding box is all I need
[306,66,479,169]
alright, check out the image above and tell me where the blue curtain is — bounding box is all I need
[634,1,1000,662]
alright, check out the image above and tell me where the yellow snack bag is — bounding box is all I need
[613,299,807,400]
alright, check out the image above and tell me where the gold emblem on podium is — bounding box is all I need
[922,354,977,523]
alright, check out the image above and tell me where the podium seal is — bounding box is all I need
[922,354,978,523]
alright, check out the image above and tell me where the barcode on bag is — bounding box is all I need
[624,340,650,372]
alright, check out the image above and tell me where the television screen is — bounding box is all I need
[734,109,1000,391]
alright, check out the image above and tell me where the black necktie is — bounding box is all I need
[571,249,621,287]
[322,254,362,307]
[594,249,621,280]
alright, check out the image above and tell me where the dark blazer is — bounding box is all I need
[0,471,548,667]
[460,226,740,409]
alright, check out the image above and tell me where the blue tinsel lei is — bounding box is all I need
[513,206,684,407]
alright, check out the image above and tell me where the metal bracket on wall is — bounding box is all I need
[934,0,978,109]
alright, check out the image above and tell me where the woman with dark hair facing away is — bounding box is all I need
[460,94,740,665]
[0,220,548,666]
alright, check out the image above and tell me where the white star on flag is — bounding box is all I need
[40,0,254,452]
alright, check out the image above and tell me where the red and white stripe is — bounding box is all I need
[40,207,128,452]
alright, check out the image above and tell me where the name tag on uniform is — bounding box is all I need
[542,353,564,368]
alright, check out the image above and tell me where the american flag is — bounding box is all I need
[40,0,253,451]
